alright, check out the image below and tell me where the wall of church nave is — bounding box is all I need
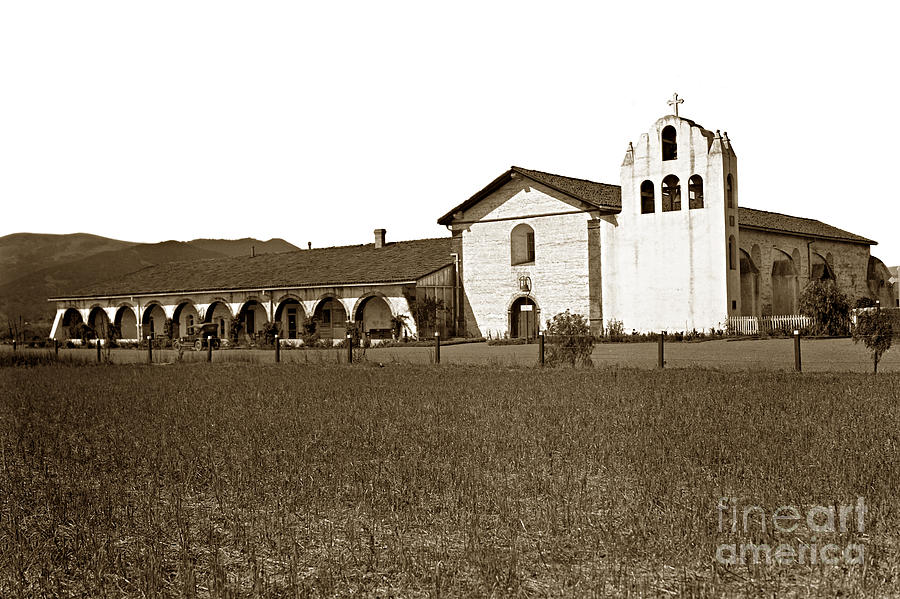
[599,212,730,334]
[738,229,872,314]
[459,207,591,338]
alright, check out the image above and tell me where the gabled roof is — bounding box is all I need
[437,166,621,225]
[738,207,876,246]
[54,237,453,299]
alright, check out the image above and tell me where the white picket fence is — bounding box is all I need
[727,314,816,336]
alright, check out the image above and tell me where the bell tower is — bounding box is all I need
[601,95,740,332]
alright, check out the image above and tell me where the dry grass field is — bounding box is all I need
[2,362,899,597]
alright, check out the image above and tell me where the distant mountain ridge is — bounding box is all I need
[188,237,299,257]
[0,233,299,335]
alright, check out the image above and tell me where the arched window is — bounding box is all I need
[640,180,655,214]
[688,175,704,209]
[662,126,677,161]
[726,174,734,208]
[728,235,736,270]
[662,175,681,212]
[510,223,535,265]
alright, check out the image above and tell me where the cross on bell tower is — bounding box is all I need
[667,92,684,117]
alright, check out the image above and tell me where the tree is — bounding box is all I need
[544,310,593,367]
[229,316,244,343]
[412,296,445,338]
[853,310,893,374]
[799,280,851,336]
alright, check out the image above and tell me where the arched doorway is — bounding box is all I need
[313,297,347,341]
[203,301,233,340]
[172,301,200,339]
[115,305,138,339]
[57,308,84,340]
[88,307,111,339]
[142,304,167,339]
[274,298,305,340]
[771,250,799,314]
[237,300,268,341]
[354,295,393,340]
[739,250,759,317]
[509,297,539,340]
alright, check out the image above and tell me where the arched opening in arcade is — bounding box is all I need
[114,305,138,340]
[87,307,111,339]
[274,298,306,340]
[236,300,268,340]
[142,304,167,339]
[172,301,200,339]
[509,296,539,340]
[354,295,393,340]
[313,297,347,341]
[203,301,233,340]
[56,308,84,340]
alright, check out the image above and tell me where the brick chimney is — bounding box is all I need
[374,229,386,249]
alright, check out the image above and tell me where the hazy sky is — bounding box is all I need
[3,1,898,262]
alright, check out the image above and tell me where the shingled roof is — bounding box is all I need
[56,237,453,299]
[437,166,621,225]
[739,207,875,245]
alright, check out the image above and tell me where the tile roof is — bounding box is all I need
[738,207,875,245]
[59,237,453,299]
[437,166,621,225]
[512,167,622,210]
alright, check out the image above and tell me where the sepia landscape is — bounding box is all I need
[4,1,900,597]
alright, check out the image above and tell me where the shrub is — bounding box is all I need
[229,316,244,343]
[163,318,175,340]
[799,280,850,336]
[856,297,877,309]
[391,314,410,340]
[853,310,894,374]
[544,310,593,367]
[605,319,625,342]
[261,321,279,346]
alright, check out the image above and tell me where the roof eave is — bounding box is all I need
[48,277,431,303]
[738,223,876,246]
[437,169,514,226]
[437,167,620,226]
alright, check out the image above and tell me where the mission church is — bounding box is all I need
[49,99,896,343]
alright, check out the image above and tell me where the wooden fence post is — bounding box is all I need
[539,331,545,367]
[274,334,280,363]
[97,339,102,363]
[207,336,213,362]
[54,339,59,357]
[794,330,802,372]
[347,334,353,364]
[147,336,153,364]
[658,332,665,369]
[434,331,441,364]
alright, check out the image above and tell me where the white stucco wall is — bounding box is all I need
[455,178,595,338]
[602,115,739,333]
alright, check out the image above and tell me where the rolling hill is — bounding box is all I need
[0,233,299,337]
